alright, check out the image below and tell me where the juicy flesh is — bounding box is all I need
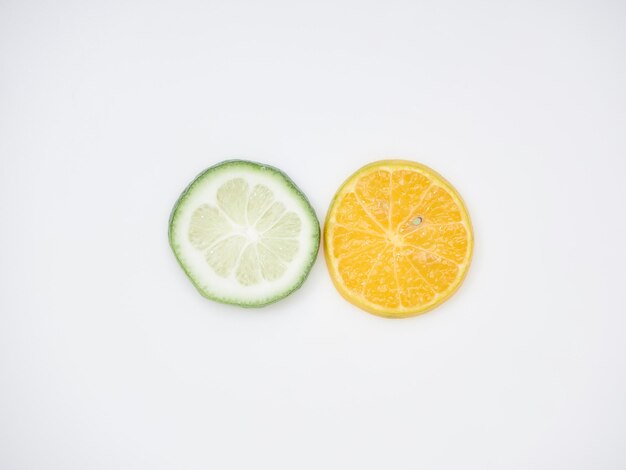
[329,168,470,311]
[188,178,301,285]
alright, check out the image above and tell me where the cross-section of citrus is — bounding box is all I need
[169,160,320,307]
[324,160,473,318]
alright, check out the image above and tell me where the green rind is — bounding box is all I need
[168,159,321,307]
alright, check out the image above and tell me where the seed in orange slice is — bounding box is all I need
[324,160,473,318]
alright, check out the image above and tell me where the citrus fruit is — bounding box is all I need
[169,160,320,307]
[324,160,473,318]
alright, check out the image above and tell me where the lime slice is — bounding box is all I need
[169,160,320,307]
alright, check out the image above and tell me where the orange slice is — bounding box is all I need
[324,160,473,318]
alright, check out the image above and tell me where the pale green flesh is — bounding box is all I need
[188,177,301,285]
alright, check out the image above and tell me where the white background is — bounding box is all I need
[1,1,625,468]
